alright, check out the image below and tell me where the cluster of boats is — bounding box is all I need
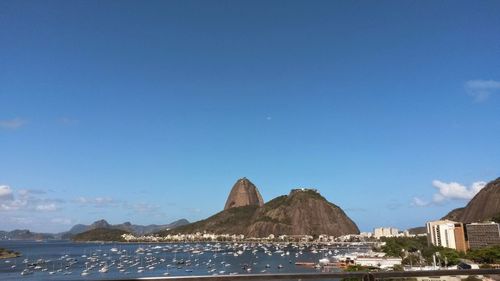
[3,242,372,278]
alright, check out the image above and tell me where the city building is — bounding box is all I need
[355,257,402,269]
[453,223,468,253]
[426,220,500,252]
[426,220,458,249]
[465,222,500,250]
[373,227,399,238]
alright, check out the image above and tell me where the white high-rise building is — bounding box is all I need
[373,227,399,238]
[426,220,457,249]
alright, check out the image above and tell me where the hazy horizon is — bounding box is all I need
[1,0,500,233]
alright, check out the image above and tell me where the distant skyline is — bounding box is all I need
[1,0,499,233]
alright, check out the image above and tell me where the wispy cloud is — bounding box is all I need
[0,118,26,129]
[127,202,161,214]
[74,196,164,217]
[0,185,63,212]
[465,79,500,102]
[0,185,14,201]
[50,217,73,225]
[58,117,79,125]
[75,197,117,208]
[386,200,403,210]
[35,203,58,211]
[411,197,429,207]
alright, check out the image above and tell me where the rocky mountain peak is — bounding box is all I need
[224,177,264,210]
[90,219,111,229]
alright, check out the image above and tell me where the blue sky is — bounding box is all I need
[1,0,499,233]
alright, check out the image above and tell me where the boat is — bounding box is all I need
[99,265,109,273]
[21,269,33,276]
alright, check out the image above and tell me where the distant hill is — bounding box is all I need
[62,218,189,239]
[72,228,130,242]
[442,178,500,223]
[161,185,359,237]
[407,226,426,235]
[0,229,56,241]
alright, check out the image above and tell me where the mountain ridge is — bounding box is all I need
[442,177,500,222]
[161,185,359,237]
[62,218,189,239]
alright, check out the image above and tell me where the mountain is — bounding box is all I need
[247,189,359,237]
[72,228,130,242]
[62,218,189,239]
[442,178,500,223]
[0,230,56,241]
[407,226,426,235]
[442,207,466,221]
[162,185,359,237]
[224,177,264,210]
[90,219,111,229]
[113,219,190,234]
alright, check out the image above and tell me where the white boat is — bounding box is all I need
[21,269,33,275]
[99,266,109,273]
[319,258,330,265]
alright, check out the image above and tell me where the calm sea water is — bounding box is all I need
[0,240,369,281]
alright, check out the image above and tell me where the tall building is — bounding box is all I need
[426,220,458,249]
[373,227,399,238]
[453,223,468,253]
[466,222,500,250]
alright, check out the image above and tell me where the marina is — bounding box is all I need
[0,240,373,280]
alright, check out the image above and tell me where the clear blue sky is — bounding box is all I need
[1,0,499,233]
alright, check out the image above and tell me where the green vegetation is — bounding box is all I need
[158,205,259,235]
[72,228,129,242]
[263,195,288,209]
[0,248,21,259]
[345,264,372,271]
[466,245,500,264]
[380,237,461,266]
[490,213,500,224]
[254,215,291,225]
[380,237,500,266]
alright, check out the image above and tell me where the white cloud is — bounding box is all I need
[35,203,57,211]
[50,217,73,225]
[75,197,117,208]
[0,198,26,211]
[432,180,486,202]
[9,216,33,225]
[411,197,429,207]
[0,185,62,212]
[129,202,160,213]
[0,185,14,201]
[0,118,27,129]
[465,79,500,102]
